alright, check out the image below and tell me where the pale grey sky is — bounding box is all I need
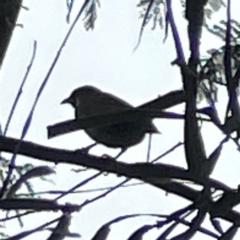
[1,0,240,239]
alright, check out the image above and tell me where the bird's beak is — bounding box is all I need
[61,97,71,105]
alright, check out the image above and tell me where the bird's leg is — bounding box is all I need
[84,143,98,152]
[146,134,152,162]
[102,147,127,160]
[114,148,127,159]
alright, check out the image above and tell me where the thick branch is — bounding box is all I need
[183,0,208,175]
[0,135,228,189]
[0,135,239,224]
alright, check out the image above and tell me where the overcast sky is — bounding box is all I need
[1,0,240,239]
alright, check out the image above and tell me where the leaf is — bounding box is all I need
[169,209,207,240]
[6,166,55,198]
[90,224,110,240]
[135,0,165,51]
[156,222,178,240]
[83,0,100,31]
[127,224,153,240]
[198,37,240,104]
[46,213,71,240]
[208,0,226,12]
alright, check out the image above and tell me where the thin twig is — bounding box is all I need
[152,141,183,163]
[6,216,61,240]
[166,0,185,64]
[2,41,37,226]
[17,182,144,197]
[54,172,101,201]
[4,41,37,135]
[0,0,91,199]
[80,179,129,208]
[66,0,75,23]
[0,210,34,222]
[79,141,184,207]
[157,206,195,239]
[146,133,152,162]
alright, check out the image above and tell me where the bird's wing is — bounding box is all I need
[97,91,133,113]
[99,93,160,133]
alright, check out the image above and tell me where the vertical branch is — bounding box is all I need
[186,0,207,63]
[183,0,208,175]
[4,41,37,135]
[224,0,234,113]
[224,0,232,88]
[166,0,208,174]
[224,0,240,139]
[166,0,185,64]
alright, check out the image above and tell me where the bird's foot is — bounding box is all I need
[75,148,89,154]
[75,143,97,154]
[102,148,127,160]
[102,154,116,160]
[115,148,127,159]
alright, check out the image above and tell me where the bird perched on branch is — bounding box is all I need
[60,85,159,156]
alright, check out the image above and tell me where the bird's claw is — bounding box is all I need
[75,148,90,154]
[102,154,116,160]
[75,143,97,154]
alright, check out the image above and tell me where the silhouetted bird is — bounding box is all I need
[61,85,159,157]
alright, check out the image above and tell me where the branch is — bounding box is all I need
[166,0,185,64]
[0,136,211,186]
[183,0,208,175]
[223,1,240,140]
[0,135,232,191]
[185,0,207,62]
[0,135,240,224]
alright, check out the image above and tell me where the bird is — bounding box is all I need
[60,85,159,157]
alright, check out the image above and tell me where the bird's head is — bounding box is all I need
[61,85,101,107]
